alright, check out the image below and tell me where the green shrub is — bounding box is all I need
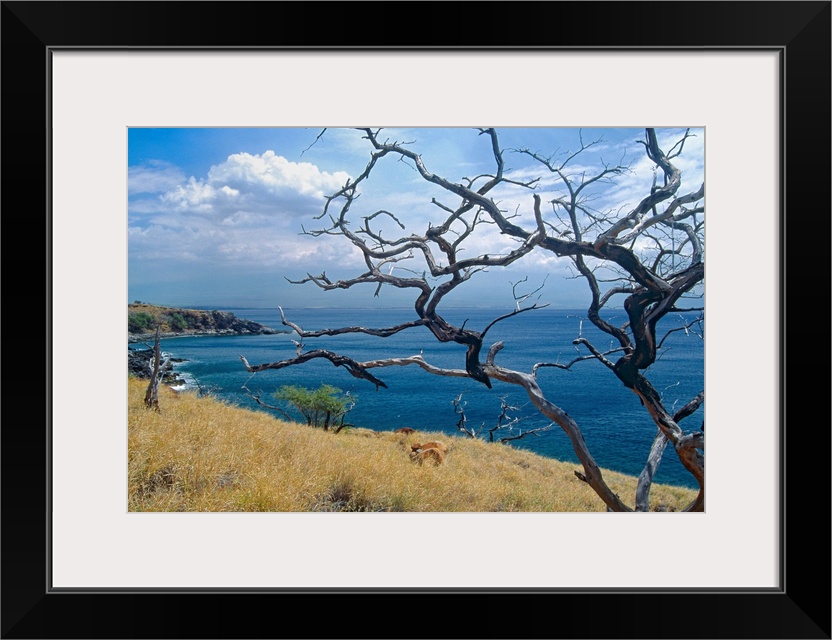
[128,311,154,333]
[274,384,356,432]
[168,312,188,332]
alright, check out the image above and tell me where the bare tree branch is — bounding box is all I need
[241,374,295,421]
[240,351,391,390]
[278,306,426,339]
[300,128,327,156]
[635,391,703,511]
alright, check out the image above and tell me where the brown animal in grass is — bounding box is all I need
[395,427,416,435]
[409,446,445,466]
[411,441,449,454]
[408,440,449,466]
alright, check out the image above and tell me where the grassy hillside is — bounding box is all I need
[128,377,697,512]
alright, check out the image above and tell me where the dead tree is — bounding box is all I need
[143,325,164,411]
[452,393,552,444]
[241,127,705,512]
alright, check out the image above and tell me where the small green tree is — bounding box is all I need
[274,384,356,432]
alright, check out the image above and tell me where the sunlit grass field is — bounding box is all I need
[128,377,697,512]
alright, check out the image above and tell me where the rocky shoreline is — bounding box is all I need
[128,347,188,386]
[128,327,279,344]
[127,304,289,387]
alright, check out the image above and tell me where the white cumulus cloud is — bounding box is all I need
[156,151,352,220]
[129,151,355,272]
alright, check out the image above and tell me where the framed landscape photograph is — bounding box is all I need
[125,123,707,517]
[4,1,830,638]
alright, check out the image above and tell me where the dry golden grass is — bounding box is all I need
[128,377,698,512]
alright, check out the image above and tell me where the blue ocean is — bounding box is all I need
[137,307,704,489]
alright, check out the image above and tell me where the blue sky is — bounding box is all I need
[128,127,704,310]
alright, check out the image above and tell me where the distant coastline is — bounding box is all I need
[128,302,287,344]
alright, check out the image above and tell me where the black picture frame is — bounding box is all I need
[3,2,829,638]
